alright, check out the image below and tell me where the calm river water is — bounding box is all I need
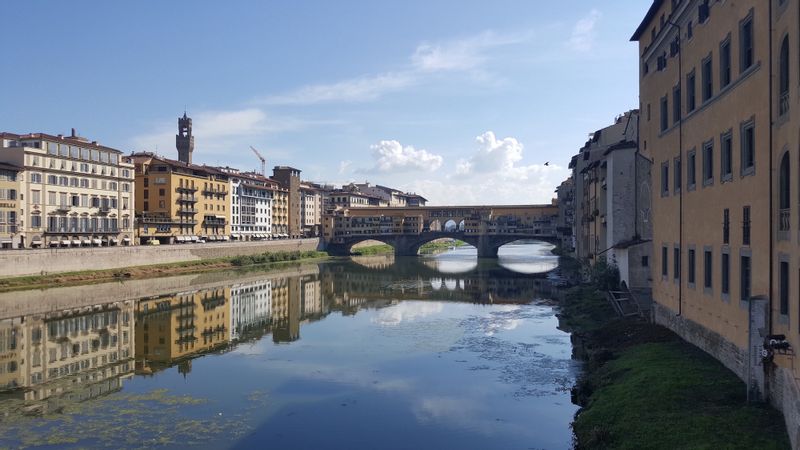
[0,242,579,449]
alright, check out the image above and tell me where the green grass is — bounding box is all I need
[418,239,467,254]
[558,285,617,333]
[573,340,790,450]
[351,244,394,255]
[229,250,326,266]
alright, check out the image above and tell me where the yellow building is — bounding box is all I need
[135,287,230,374]
[0,130,136,248]
[127,153,231,244]
[271,185,289,238]
[0,163,20,249]
[634,0,800,443]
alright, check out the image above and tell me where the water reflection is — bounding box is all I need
[0,244,576,449]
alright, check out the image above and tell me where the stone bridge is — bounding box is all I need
[323,204,559,258]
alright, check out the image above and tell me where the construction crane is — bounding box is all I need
[249,146,266,176]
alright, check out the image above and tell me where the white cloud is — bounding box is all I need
[392,131,567,205]
[361,140,443,173]
[338,160,353,175]
[456,131,523,176]
[262,72,415,105]
[373,301,444,326]
[259,30,533,106]
[568,9,602,52]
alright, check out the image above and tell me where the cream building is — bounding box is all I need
[0,130,136,248]
[634,0,800,444]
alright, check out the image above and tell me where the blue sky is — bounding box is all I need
[2,1,650,205]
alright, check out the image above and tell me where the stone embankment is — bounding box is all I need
[0,238,322,277]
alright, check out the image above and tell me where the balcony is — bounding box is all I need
[779,208,791,241]
[55,204,72,212]
[176,186,198,193]
[178,208,197,215]
[177,195,197,203]
[202,188,228,196]
[203,218,226,227]
[780,91,790,116]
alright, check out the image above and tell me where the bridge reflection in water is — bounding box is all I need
[0,251,565,447]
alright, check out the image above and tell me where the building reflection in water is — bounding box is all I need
[0,257,556,418]
[0,301,135,416]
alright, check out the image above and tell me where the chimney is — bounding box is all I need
[71,128,77,137]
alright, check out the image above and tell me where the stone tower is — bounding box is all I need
[176,112,194,165]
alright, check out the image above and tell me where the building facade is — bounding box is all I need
[128,153,230,244]
[272,166,302,239]
[0,163,21,249]
[0,131,136,248]
[223,169,274,241]
[634,0,800,444]
[299,183,322,237]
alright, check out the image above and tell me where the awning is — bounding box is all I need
[31,241,42,246]
[222,236,230,241]
[231,234,240,239]
[111,238,119,243]
[31,236,42,242]
[61,240,71,246]
[81,238,91,245]
[49,241,59,247]
[190,236,198,242]
[123,238,131,244]
[176,236,186,242]
[0,239,12,244]
[72,239,81,246]
[208,236,217,241]
[93,239,102,245]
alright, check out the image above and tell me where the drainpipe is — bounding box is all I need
[667,20,683,316]
[768,0,775,337]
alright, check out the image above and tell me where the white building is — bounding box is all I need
[0,130,135,248]
[217,168,274,241]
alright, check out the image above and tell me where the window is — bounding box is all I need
[721,132,732,181]
[687,70,696,112]
[674,247,681,281]
[687,20,693,39]
[673,85,681,123]
[723,208,730,244]
[721,252,730,295]
[661,162,669,196]
[687,149,696,189]
[662,246,668,277]
[31,215,41,228]
[159,188,165,196]
[688,248,696,285]
[780,152,791,215]
[738,120,755,176]
[780,35,790,115]
[704,249,713,290]
[743,205,751,245]
[702,140,714,186]
[642,256,649,267]
[699,0,709,23]
[30,172,42,183]
[720,38,731,88]
[741,254,752,301]
[702,55,713,102]
[780,261,789,316]
[740,12,754,72]
[674,157,681,193]
[660,95,669,132]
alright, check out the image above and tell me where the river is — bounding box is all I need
[0,241,579,449]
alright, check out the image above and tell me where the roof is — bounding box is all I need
[631,0,663,41]
[1,131,125,154]
[273,165,302,172]
[603,140,638,156]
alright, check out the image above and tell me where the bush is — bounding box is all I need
[230,251,324,267]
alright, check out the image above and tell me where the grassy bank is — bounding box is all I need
[418,239,467,254]
[351,244,394,255]
[560,285,790,449]
[0,250,328,293]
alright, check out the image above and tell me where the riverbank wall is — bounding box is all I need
[0,238,323,277]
